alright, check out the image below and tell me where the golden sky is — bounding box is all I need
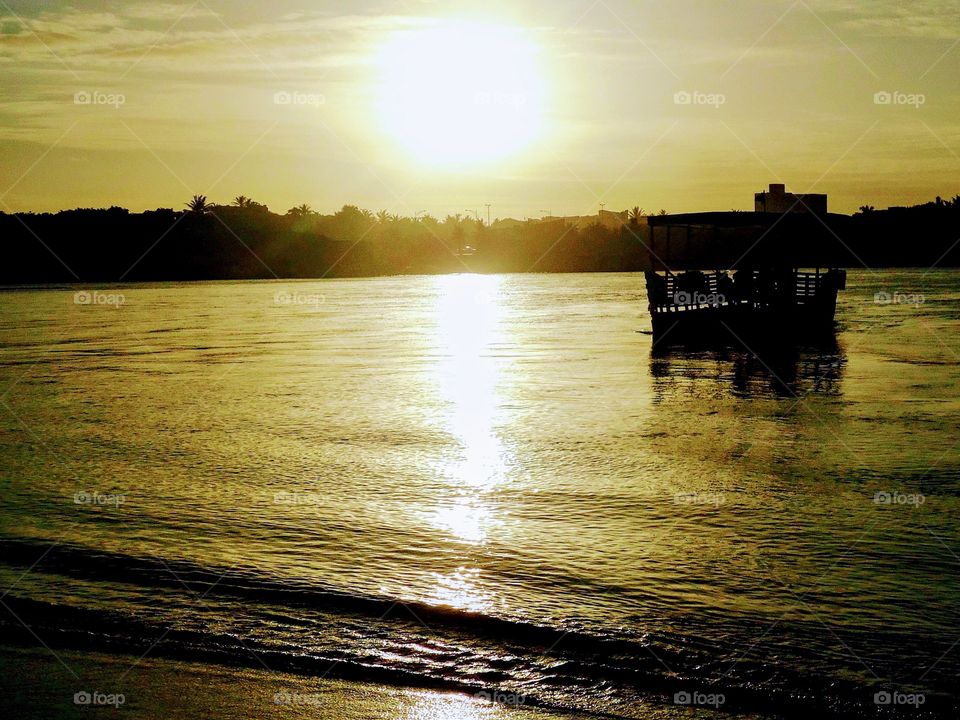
[1,0,958,216]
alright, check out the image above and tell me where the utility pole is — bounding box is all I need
[599,202,606,218]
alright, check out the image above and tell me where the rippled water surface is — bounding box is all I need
[1,270,959,717]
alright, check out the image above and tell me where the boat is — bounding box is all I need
[645,265,846,339]
[643,211,849,342]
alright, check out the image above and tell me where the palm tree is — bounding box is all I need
[628,206,644,224]
[376,210,391,225]
[287,203,313,218]
[232,195,251,208]
[186,194,209,214]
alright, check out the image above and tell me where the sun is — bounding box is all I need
[376,21,544,169]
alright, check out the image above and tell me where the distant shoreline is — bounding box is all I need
[2,196,958,284]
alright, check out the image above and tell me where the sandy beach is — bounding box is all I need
[0,645,749,720]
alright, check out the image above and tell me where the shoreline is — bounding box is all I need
[0,645,745,720]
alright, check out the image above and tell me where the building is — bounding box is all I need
[754,183,827,215]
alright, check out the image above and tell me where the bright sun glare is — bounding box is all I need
[377,21,544,168]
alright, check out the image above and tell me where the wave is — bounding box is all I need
[0,538,954,718]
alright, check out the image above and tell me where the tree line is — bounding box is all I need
[1,194,958,284]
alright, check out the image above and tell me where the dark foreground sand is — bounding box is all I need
[0,645,746,720]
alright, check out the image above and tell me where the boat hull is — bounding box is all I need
[649,302,838,344]
[645,269,844,345]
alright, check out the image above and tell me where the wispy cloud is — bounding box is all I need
[810,0,960,39]
[0,7,423,74]
[120,3,217,23]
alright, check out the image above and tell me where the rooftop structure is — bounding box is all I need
[755,183,827,215]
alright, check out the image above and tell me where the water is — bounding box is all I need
[1,270,958,717]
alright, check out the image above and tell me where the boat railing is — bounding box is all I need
[648,269,841,313]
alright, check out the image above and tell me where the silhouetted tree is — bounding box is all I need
[331,205,373,241]
[287,204,313,218]
[186,195,209,214]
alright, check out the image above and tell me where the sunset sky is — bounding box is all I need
[1,0,958,217]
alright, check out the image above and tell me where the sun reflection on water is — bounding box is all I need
[428,566,494,613]
[405,691,497,720]
[432,274,509,489]
[425,274,513,611]
[431,273,511,499]
[432,499,502,545]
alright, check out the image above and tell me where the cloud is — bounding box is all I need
[811,0,960,39]
[0,7,420,75]
[120,3,219,23]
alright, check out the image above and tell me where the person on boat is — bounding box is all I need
[717,271,735,304]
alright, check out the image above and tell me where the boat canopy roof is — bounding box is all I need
[645,211,852,271]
